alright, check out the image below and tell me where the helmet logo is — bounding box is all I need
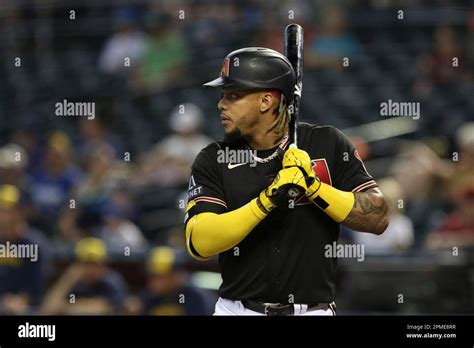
[220,58,230,77]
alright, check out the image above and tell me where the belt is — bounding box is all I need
[241,300,336,316]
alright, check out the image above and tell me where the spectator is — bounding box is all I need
[29,131,83,234]
[0,185,50,314]
[77,116,124,164]
[414,26,468,98]
[450,122,474,182]
[40,237,128,314]
[136,103,212,187]
[124,246,214,315]
[425,123,474,249]
[0,143,29,187]
[389,141,454,241]
[76,143,129,203]
[98,6,147,75]
[99,201,147,251]
[425,177,474,250]
[306,6,361,70]
[58,144,132,245]
[390,141,453,203]
[10,115,44,173]
[0,144,33,218]
[131,12,189,95]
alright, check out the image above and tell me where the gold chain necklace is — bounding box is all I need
[248,134,289,164]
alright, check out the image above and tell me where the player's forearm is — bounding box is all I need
[185,198,267,259]
[308,183,388,235]
[342,190,389,235]
[307,181,355,223]
[40,270,80,314]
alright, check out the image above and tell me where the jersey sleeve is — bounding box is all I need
[185,143,227,226]
[331,127,378,192]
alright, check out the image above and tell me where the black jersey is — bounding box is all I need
[185,123,377,303]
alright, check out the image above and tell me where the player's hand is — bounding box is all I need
[282,148,313,176]
[282,148,321,197]
[257,167,307,212]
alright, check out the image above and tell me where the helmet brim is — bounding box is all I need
[203,77,260,91]
[203,76,226,88]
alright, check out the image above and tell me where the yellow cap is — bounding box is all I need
[148,246,176,275]
[48,131,71,153]
[0,185,20,208]
[75,237,107,262]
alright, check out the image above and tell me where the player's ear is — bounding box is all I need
[259,92,275,113]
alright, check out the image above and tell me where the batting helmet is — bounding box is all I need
[203,47,296,104]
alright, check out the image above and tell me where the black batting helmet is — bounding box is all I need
[203,47,296,104]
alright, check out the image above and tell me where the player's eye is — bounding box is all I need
[222,92,239,101]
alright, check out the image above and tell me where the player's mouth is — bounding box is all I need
[220,114,232,125]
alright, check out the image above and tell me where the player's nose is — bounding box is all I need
[218,96,227,112]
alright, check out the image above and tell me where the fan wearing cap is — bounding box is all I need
[0,144,29,187]
[125,246,213,315]
[0,185,50,314]
[137,103,213,187]
[28,131,83,234]
[40,237,128,315]
[184,47,388,315]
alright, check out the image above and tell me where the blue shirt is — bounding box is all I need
[29,165,83,216]
[311,34,361,57]
[140,285,213,315]
[71,270,128,310]
[0,229,49,307]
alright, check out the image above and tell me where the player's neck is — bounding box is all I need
[246,129,286,150]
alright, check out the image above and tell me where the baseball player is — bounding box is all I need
[184,47,389,315]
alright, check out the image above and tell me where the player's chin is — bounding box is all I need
[223,127,244,144]
[222,121,235,134]
[221,119,233,129]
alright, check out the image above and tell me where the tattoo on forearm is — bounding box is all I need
[343,191,388,233]
[353,192,386,215]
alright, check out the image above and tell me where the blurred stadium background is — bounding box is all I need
[0,0,473,315]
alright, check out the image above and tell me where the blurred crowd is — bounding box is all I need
[0,103,215,314]
[0,0,473,315]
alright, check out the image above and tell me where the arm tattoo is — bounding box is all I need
[343,190,388,234]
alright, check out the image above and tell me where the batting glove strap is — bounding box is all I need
[306,176,322,199]
[256,191,274,215]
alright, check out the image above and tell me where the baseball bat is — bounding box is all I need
[284,23,304,149]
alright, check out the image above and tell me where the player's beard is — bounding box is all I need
[224,115,260,147]
[224,127,246,147]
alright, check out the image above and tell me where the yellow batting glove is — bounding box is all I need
[257,167,308,213]
[282,148,312,175]
[282,148,321,197]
